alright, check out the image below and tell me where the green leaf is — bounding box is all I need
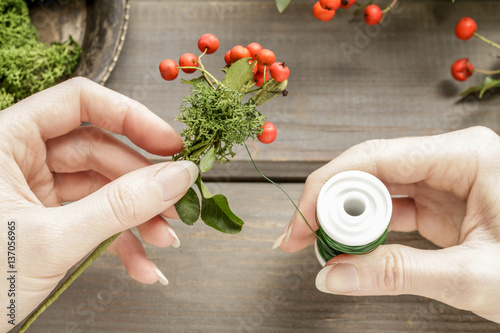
[276,0,292,13]
[460,76,500,99]
[196,175,212,199]
[459,85,481,97]
[199,146,216,173]
[174,187,200,225]
[253,79,288,106]
[479,76,500,99]
[222,58,255,93]
[181,76,211,88]
[201,194,244,234]
[195,176,244,234]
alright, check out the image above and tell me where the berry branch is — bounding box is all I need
[451,17,500,99]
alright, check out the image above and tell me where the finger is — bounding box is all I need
[162,206,180,220]
[279,127,489,252]
[6,77,183,156]
[51,161,198,256]
[136,216,180,248]
[278,196,418,253]
[315,244,484,312]
[46,125,153,178]
[54,171,110,203]
[47,126,182,220]
[107,230,168,285]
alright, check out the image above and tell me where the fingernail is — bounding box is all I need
[272,232,286,250]
[151,264,169,286]
[316,263,359,294]
[155,161,198,201]
[272,222,292,249]
[164,221,180,248]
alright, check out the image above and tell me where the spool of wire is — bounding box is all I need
[314,171,392,266]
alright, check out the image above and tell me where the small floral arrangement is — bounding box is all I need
[158,34,289,234]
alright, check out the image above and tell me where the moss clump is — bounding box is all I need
[0,0,82,110]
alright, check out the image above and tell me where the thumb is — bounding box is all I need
[56,161,198,248]
[315,244,477,310]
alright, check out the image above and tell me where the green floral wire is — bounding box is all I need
[244,143,388,262]
[315,211,389,263]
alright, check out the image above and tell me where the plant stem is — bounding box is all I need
[18,233,121,332]
[475,68,500,75]
[380,0,398,23]
[196,50,220,89]
[474,32,500,51]
[178,66,219,90]
[245,87,261,94]
[382,0,398,14]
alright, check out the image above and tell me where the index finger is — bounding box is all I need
[5,77,183,156]
[280,127,491,253]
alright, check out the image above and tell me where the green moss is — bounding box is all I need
[0,0,82,110]
[175,80,266,164]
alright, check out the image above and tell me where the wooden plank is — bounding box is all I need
[21,183,499,332]
[105,0,500,174]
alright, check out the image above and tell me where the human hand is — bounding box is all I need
[275,126,500,323]
[0,77,198,330]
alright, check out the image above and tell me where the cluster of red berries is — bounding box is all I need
[159,33,219,81]
[312,0,392,26]
[451,17,500,82]
[159,34,284,144]
[224,42,290,87]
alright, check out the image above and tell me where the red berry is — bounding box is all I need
[224,50,232,66]
[313,1,335,21]
[198,33,219,54]
[246,42,263,59]
[451,58,474,81]
[178,53,198,73]
[364,5,382,25]
[320,0,340,10]
[159,59,179,81]
[256,49,276,66]
[455,17,477,40]
[230,45,251,63]
[257,122,277,144]
[340,0,356,9]
[254,70,270,87]
[269,62,290,82]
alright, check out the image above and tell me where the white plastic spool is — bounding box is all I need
[314,171,392,266]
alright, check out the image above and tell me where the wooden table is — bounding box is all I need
[19,0,500,332]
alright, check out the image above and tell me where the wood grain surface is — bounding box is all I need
[19,184,500,332]
[106,0,500,174]
[14,0,500,332]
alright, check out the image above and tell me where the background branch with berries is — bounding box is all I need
[276,0,399,26]
[159,34,289,234]
[451,17,500,99]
